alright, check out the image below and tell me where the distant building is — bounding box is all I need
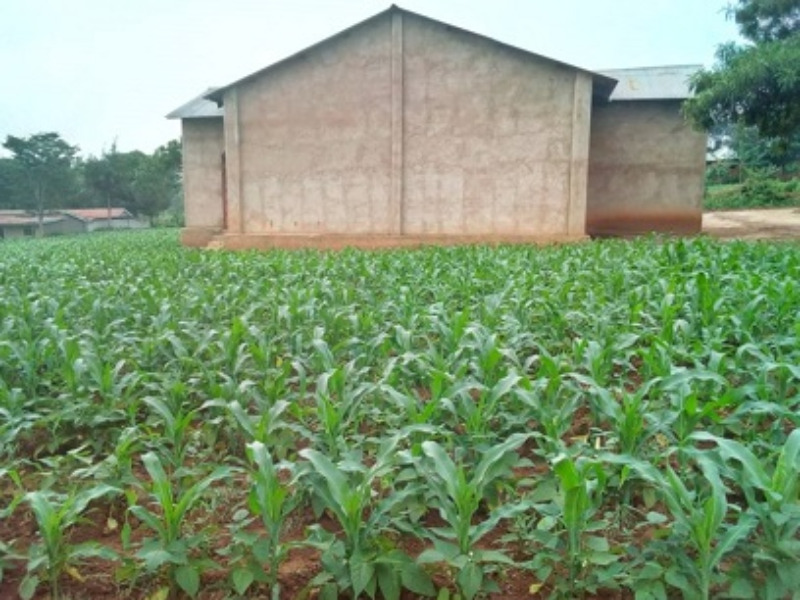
[168,5,706,249]
[60,208,148,232]
[0,208,148,239]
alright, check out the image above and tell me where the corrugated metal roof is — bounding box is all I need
[166,88,223,120]
[599,65,701,101]
[62,208,133,221]
[0,214,65,226]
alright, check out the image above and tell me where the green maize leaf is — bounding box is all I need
[299,448,349,512]
[710,515,757,568]
[471,433,530,493]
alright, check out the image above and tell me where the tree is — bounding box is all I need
[0,158,27,209]
[2,133,80,235]
[130,140,182,224]
[82,140,182,225]
[83,145,144,222]
[684,0,800,139]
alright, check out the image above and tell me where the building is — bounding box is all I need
[168,6,706,249]
[60,208,149,232]
[0,208,147,239]
[0,211,85,239]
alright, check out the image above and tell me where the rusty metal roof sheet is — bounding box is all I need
[599,65,701,101]
[166,88,224,120]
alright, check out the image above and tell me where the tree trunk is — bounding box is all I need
[36,181,45,238]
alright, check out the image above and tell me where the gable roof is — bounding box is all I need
[166,88,224,120]
[0,213,65,227]
[61,208,134,221]
[203,5,618,105]
[599,65,701,101]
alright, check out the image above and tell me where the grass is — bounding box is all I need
[704,178,800,211]
[0,230,798,599]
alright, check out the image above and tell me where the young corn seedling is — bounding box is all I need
[609,451,755,600]
[523,455,620,599]
[226,397,295,452]
[416,434,531,600]
[299,437,435,600]
[1,467,24,586]
[128,451,233,599]
[20,485,119,600]
[302,366,369,460]
[224,441,298,599]
[515,370,580,457]
[441,372,522,453]
[690,429,800,599]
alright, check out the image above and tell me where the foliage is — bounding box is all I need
[21,485,119,600]
[0,158,27,209]
[300,437,434,600]
[1,132,80,231]
[685,0,800,139]
[127,451,232,598]
[221,441,298,598]
[0,231,798,598]
[417,435,530,599]
[83,140,182,223]
[704,176,800,209]
[1,132,181,224]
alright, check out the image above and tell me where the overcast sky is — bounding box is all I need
[0,0,740,158]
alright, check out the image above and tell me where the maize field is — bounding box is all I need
[0,230,798,599]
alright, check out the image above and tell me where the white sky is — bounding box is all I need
[0,0,740,158]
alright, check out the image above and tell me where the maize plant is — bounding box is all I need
[0,231,797,598]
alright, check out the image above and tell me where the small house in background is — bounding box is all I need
[60,208,148,232]
[0,208,148,239]
[0,211,85,239]
[169,5,706,249]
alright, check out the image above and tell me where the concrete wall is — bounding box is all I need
[586,100,706,236]
[213,11,592,243]
[0,218,84,238]
[85,218,149,232]
[402,15,591,237]
[182,118,225,232]
[225,16,393,235]
[0,227,29,239]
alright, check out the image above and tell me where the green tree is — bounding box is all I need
[2,133,80,235]
[131,140,182,225]
[684,0,800,139]
[0,158,27,209]
[82,140,182,225]
[83,146,144,217]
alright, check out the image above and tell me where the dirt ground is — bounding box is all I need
[703,207,800,240]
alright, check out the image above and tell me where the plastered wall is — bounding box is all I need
[226,17,393,235]
[219,12,592,240]
[401,16,591,237]
[182,119,225,230]
[586,101,706,236]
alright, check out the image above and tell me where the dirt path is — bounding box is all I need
[703,207,800,240]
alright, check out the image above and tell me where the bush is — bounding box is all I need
[704,169,800,210]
